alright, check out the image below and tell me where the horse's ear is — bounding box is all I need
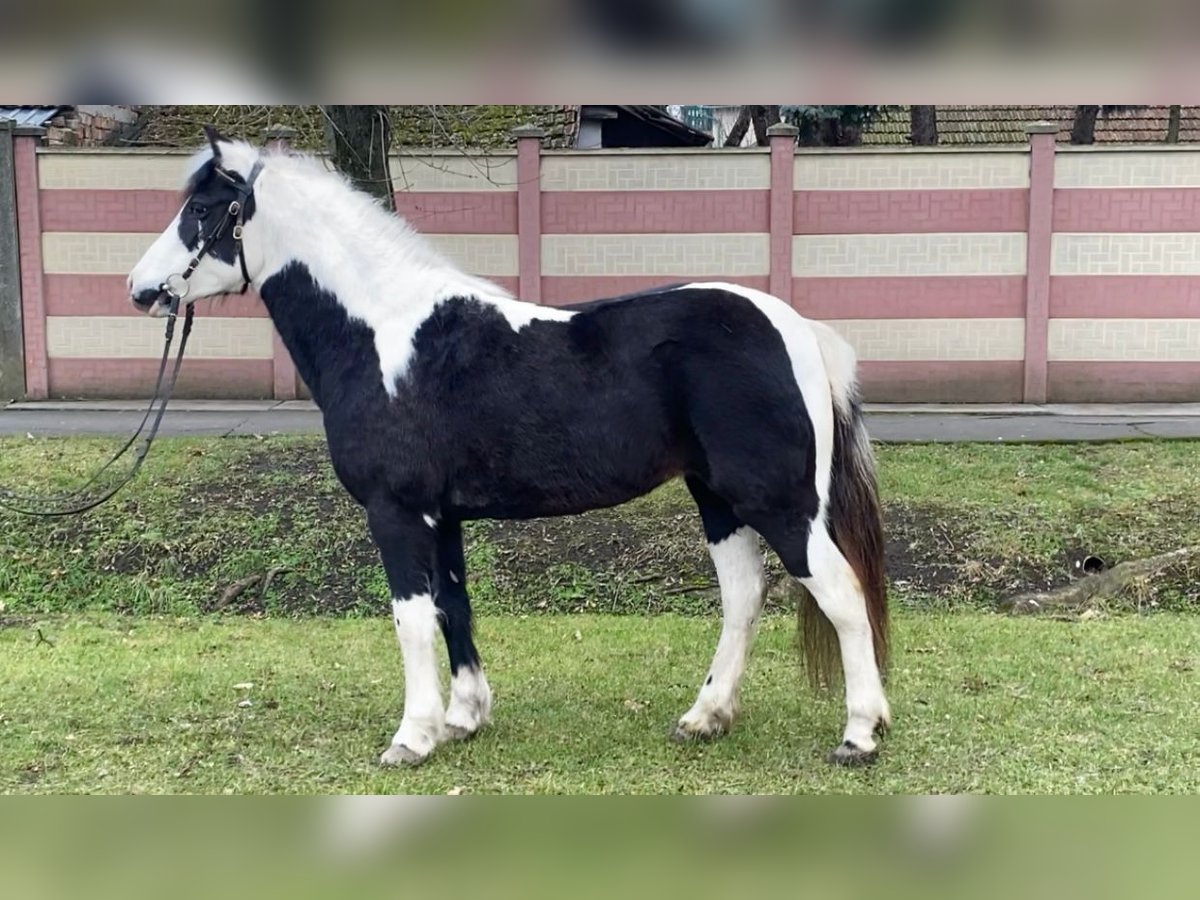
[202,124,228,157]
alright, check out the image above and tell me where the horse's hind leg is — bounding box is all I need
[756,512,890,765]
[673,476,766,741]
[434,520,492,741]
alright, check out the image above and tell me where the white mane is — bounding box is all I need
[195,140,572,394]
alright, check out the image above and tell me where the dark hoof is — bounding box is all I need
[826,740,879,767]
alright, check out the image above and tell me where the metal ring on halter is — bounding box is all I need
[161,272,191,301]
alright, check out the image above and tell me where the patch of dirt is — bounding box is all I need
[883,501,1070,603]
[14,439,1193,617]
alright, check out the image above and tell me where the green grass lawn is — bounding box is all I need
[2,435,1199,794]
[2,610,1198,794]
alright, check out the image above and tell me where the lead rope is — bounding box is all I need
[0,161,260,518]
[0,302,194,517]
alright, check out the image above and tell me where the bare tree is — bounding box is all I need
[1070,105,1101,144]
[723,107,752,147]
[723,106,781,147]
[750,106,782,145]
[910,106,938,145]
[321,106,395,211]
[1167,105,1182,143]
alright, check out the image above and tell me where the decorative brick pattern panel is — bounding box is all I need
[793,233,1027,277]
[795,189,1028,234]
[540,153,770,191]
[46,316,274,359]
[1050,275,1200,318]
[1052,233,1200,275]
[542,234,769,277]
[42,232,154,274]
[1053,188,1200,232]
[859,360,1024,403]
[823,318,1025,361]
[48,358,273,399]
[792,275,1025,319]
[392,192,517,234]
[39,152,194,190]
[540,275,770,306]
[44,275,267,318]
[40,189,181,233]
[1055,151,1200,188]
[389,154,517,192]
[1047,362,1200,403]
[423,234,518,276]
[1048,319,1200,361]
[541,190,769,234]
[794,152,1029,191]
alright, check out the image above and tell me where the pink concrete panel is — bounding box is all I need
[1048,362,1200,402]
[1053,188,1200,232]
[39,189,181,232]
[795,189,1028,234]
[541,190,768,234]
[39,188,519,235]
[14,136,48,398]
[1050,276,1200,318]
[272,332,297,401]
[792,276,1026,319]
[1023,131,1056,403]
[540,275,770,306]
[44,275,267,317]
[48,358,273,399]
[393,191,517,234]
[859,361,1024,403]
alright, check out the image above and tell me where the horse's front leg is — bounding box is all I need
[435,519,493,741]
[368,501,445,767]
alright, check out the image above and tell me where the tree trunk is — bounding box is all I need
[910,105,938,145]
[321,106,395,211]
[1070,105,1100,145]
[724,106,752,147]
[750,105,781,146]
[1167,105,1182,143]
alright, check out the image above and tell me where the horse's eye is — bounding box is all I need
[189,203,209,218]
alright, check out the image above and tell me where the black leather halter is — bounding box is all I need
[0,161,264,517]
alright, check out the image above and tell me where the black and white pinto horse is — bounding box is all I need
[127,129,891,768]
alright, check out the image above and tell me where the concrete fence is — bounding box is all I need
[2,123,1198,403]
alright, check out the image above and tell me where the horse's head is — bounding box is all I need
[127,126,264,317]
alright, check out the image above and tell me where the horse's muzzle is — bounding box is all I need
[130,289,173,318]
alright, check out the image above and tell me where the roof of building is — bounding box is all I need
[0,105,67,128]
[125,106,581,150]
[862,105,1200,145]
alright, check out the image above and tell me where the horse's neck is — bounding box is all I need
[258,260,391,409]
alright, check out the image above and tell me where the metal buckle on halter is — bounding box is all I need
[161,272,191,301]
[232,224,244,241]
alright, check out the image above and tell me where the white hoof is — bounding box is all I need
[379,743,429,767]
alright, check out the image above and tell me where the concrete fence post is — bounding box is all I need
[263,124,299,400]
[513,125,545,304]
[0,119,25,401]
[767,123,798,305]
[1023,121,1058,404]
[12,126,47,400]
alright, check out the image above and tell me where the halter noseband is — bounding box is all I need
[159,159,263,302]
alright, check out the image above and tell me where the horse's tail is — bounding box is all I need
[798,321,889,691]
